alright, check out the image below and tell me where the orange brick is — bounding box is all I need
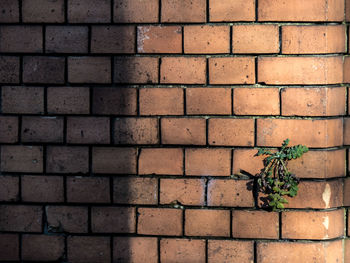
[114,0,158,23]
[138,208,182,236]
[232,148,264,176]
[207,179,254,207]
[139,148,183,175]
[186,88,231,115]
[282,87,346,116]
[257,118,343,148]
[258,0,344,21]
[139,88,184,115]
[344,118,350,145]
[209,57,255,84]
[160,239,205,262]
[184,25,230,54]
[137,26,182,54]
[282,25,346,54]
[234,88,280,115]
[232,210,279,239]
[160,178,205,206]
[185,148,231,176]
[344,56,350,83]
[162,0,206,22]
[258,56,343,85]
[208,240,254,263]
[232,25,279,54]
[161,118,206,145]
[208,118,254,146]
[345,239,350,262]
[344,178,350,206]
[209,0,255,21]
[185,209,230,237]
[161,57,206,84]
[282,209,344,240]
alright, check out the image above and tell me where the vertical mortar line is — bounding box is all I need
[346,147,349,179]
[89,86,93,115]
[255,0,259,22]
[206,0,209,23]
[183,148,186,176]
[254,241,257,263]
[279,87,283,116]
[254,118,257,147]
[136,87,140,116]
[63,115,67,144]
[64,0,68,23]
[135,206,139,234]
[204,177,208,206]
[19,56,23,85]
[44,86,48,115]
[18,115,22,143]
[111,55,114,84]
[19,0,23,23]
[110,116,114,145]
[42,25,46,54]
[206,57,209,86]
[88,25,92,54]
[206,118,209,146]
[230,149,233,177]
[88,145,92,176]
[205,239,208,263]
[111,0,114,23]
[230,25,233,54]
[229,208,233,238]
[279,25,282,54]
[64,56,68,85]
[157,237,161,263]
[43,145,47,174]
[158,57,161,84]
[136,147,140,175]
[110,175,114,204]
[158,117,162,145]
[157,176,161,205]
[134,25,137,54]
[182,26,185,54]
[231,87,234,115]
[254,56,258,86]
[158,0,162,23]
[279,211,283,239]
[183,87,187,116]
[63,174,67,203]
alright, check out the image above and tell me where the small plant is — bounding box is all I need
[256,139,308,211]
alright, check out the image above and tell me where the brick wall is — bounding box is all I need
[0,0,349,262]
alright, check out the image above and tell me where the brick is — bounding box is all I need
[0,0,19,22]
[93,87,137,115]
[282,87,346,116]
[234,88,280,115]
[346,239,350,262]
[209,118,254,146]
[0,205,42,232]
[186,87,231,115]
[258,0,344,21]
[46,26,88,53]
[67,177,110,203]
[345,178,350,206]
[208,179,254,207]
[161,118,206,145]
[0,176,18,202]
[67,236,110,263]
[138,26,182,53]
[114,237,158,263]
[161,57,206,84]
[185,209,230,237]
[0,26,42,53]
[160,178,205,206]
[282,209,344,240]
[232,148,263,176]
[208,240,254,263]
[92,207,135,233]
[1,86,44,114]
[257,240,343,263]
[140,87,183,115]
[114,177,158,205]
[22,116,64,143]
[46,206,88,233]
[46,146,88,174]
[1,146,43,173]
[0,116,18,143]
[139,148,183,175]
[114,0,158,23]
[162,0,206,22]
[114,117,158,144]
[138,208,182,236]
[22,176,63,203]
[344,118,350,145]
[115,57,158,84]
[209,57,255,84]
[68,0,110,23]
[282,25,346,54]
[258,56,343,85]
[0,234,19,261]
[209,0,255,21]
[232,210,279,239]
[160,239,205,262]
[257,118,343,148]
[91,26,135,53]
[22,235,64,261]
[345,56,350,83]
[0,56,19,83]
[347,0,350,21]
[232,25,279,53]
[184,25,230,54]
[67,117,110,144]
[68,57,111,83]
[22,0,64,23]
[23,56,65,84]
[47,87,89,114]
[185,148,231,176]
[92,147,137,174]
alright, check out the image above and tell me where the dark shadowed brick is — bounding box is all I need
[22,235,65,261]
[0,116,18,143]
[0,56,19,84]
[22,0,64,23]
[68,0,111,23]
[0,176,19,202]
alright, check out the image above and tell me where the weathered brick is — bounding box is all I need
[0,234,19,261]
[0,176,19,202]
[92,147,137,174]
[67,177,110,203]
[46,26,88,53]
[209,0,255,21]
[160,239,205,262]
[91,26,135,53]
[232,25,279,53]
[208,240,254,263]
[345,239,350,262]
[344,56,350,83]
[0,116,18,143]
[22,235,64,261]
[46,146,89,174]
[161,118,206,145]
[68,57,111,83]
[232,148,263,176]
[68,0,111,23]
[23,56,65,84]
[21,176,64,202]
[22,0,64,23]
[114,0,158,23]
[161,57,206,84]
[0,56,19,83]
[344,118,350,145]
[344,178,350,206]
[1,145,43,173]
[138,208,182,236]
[0,0,19,22]
[162,0,206,22]
[138,26,182,53]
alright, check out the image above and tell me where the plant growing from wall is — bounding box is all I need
[256,139,308,211]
